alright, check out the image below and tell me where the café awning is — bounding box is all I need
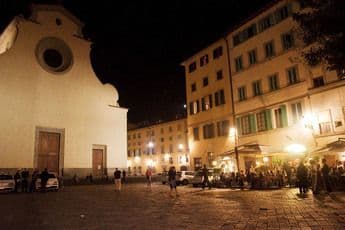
[311,138,345,155]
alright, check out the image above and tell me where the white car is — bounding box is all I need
[36,172,59,191]
[0,174,15,192]
[176,171,195,185]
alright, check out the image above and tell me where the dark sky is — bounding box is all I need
[1,0,271,123]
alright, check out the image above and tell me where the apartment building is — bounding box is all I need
[127,118,189,175]
[182,0,345,172]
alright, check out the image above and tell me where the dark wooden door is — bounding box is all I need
[37,132,60,173]
[92,149,103,177]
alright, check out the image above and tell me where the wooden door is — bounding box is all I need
[37,132,60,173]
[92,149,103,177]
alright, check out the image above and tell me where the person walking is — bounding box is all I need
[296,162,308,194]
[114,168,122,191]
[122,169,127,184]
[321,158,332,194]
[168,166,178,197]
[201,164,211,190]
[145,167,152,190]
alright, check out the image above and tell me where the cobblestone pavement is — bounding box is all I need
[1,183,345,230]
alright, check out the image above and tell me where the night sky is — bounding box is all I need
[1,0,271,123]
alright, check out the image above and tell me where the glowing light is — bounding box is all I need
[212,160,217,166]
[302,113,317,129]
[229,128,237,137]
[146,159,154,166]
[164,153,170,162]
[223,156,231,161]
[178,144,184,150]
[263,157,269,163]
[341,153,345,161]
[256,161,260,166]
[148,141,154,148]
[134,156,141,163]
[180,155,187,164]
[285,143,306,154]
[127,160,132,167]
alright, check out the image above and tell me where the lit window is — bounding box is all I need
[200,55,209,66]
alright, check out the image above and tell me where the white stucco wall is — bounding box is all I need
[0,6,127,173]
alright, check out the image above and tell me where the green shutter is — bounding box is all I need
[265,109,273,130]
[280,105,288,127]
[236,117,242,135]
[249,114,256,133]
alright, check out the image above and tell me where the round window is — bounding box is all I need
[36,37,73,73]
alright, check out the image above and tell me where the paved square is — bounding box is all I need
[1,183,345,229]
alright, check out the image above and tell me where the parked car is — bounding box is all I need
[190,168,221,187]
[176,171,195,185]
[35,172,59,191]
[161,171,168,184]
[0,173,15,192]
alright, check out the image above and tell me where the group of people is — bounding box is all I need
[13,168,49,193]
[113,168,126,191]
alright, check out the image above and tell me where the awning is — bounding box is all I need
[219,144,270,156]
[311,138,345,155]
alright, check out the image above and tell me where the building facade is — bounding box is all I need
[182,0,345,172]
[0,5,128,178]
[127,118,189,175]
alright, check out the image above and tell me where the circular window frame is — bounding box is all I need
[35,37,73,74]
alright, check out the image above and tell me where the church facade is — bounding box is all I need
[0,5,128,178]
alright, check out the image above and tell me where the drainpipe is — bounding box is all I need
[224,37,240,172]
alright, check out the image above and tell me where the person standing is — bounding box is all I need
[201,164,211,190]
[21,169,29,193]
[296,162,308,194]
[30,170,38,192]
[114,168,122,191]
[321,158,332,194]
[14,170,21,193]
[145,167,152,190]
[122,170,127,184]
[168,166,178,197]
[40,168,49,192]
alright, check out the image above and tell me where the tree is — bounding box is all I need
[293,0,345,72]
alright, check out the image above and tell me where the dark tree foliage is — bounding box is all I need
[293,0,345,71]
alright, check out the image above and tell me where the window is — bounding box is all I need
[238,86,246,101]
[217,120,229,136]
[274,108,283,128]
[319,122,332,134]
[259,14,275,32]
[313,76,325,88]
[252,80,262,96]
[248,49,257,65]
[213,46,223,59]
[215,89,225,106]
[265,41,275,58]
[337,68,345,80]
[193,127,199,141]
[275,4,292,23]
[203,123,215,139]
[188,62,196,73]
[318,110,332,134]
[189,100,200,115]
[133,134,136,139]
[169,144,173,153]
[291,102,303,123]
[282,32,294,50]
[194,158,202,171]
[191,83,196,92]
[160,128,164,134]
[160,138,164,142]
[161,146,165,154]
[216,70,223,80]
[200,54,209,66]
[240,115,251,135]
[169,136,173,141]
[269,74,279,91]
[287,66,299,85]
[256,111,267,131]
[233,24,257,46]
[177,124,181,131]
[201,95,213,111]
[235,56,243,72]
[203,77,209,87]
[128,135,131,140]
[138,133,141,138]
[169,126,173,132]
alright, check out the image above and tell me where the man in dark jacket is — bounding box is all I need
[321,158,332,193]
[201,164,211,190]
[40,168,49,192]
[296,162,308,194]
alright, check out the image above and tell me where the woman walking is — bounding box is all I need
[168,166,178,197]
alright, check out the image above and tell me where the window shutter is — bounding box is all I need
[201,98,205,111]
[265,109,273,130]
[215,92,219,106]
[249,114,256,133]
[280,105,288,127]
[209,94,213,108]
[196,100,200,113]
[189,102,193,115]
[236,117,242,135]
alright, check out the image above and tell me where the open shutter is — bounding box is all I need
[249,114,256,133]
[280,105,288,127]
[236,117,242,135]
[265,109,273,130]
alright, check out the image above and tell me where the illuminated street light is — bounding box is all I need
[178,144,184,150]
[285,143,306,154]
[263,157,269,163]
[148,141,154,148]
